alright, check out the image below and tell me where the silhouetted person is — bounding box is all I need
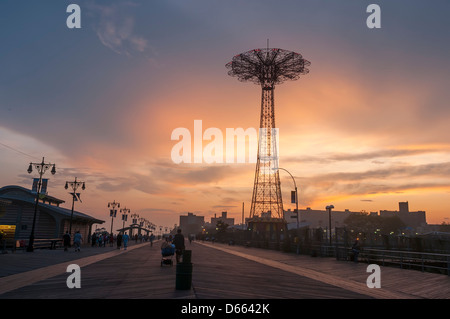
[117,233,123,249]
[63,231,71,252]
[173,229,185,263]
[352,240,360,263]
[91,232,97,247]
[150,234,155,247]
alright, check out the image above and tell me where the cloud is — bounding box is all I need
[285,147,450,165]
[296,161,450,205]
[87,2,149,56]
[312,162,450,183]
[146,160,245,186]
[95,173,162,195]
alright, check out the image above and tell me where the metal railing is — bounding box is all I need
[200,237,450,276]
[332,246,449,275]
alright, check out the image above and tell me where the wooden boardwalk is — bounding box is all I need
[197,242,450,299]
[0,240,448,300]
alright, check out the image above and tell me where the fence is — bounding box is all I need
[204,227,450,276]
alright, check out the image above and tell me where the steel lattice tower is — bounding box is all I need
[226,47,310,219]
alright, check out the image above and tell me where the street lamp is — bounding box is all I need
[120,207,130,233]
[26,157,56,252]
[130,213,139,238]
[131,213,139,224]
[273,167,300,254]
[326,205,334,246]
[64,177,86,236]
[273,167,299,228]
[108,200,120,235]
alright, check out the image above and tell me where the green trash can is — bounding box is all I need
[183,250,192,263]
[176,250,192,290]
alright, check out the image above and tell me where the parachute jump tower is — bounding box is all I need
[226,46,310,234]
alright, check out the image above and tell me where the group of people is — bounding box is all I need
[91,232,116,248]
[62,231,132,252]
[63,230,83,252]
[62,229,185,259]
[115,232,130,250]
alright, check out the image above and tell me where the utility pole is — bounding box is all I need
[242,202,244,230]
[326,205,334,246]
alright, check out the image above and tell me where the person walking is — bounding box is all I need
[91,232,97,247]
[123,232,129,250]
[150,233,154,247]
[352,240,360,263]
[117,232,123,249]
[73,231,82,252]
[173,228,185,263]
[97,234,103,247]
[63,231,71,252]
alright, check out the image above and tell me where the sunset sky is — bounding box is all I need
[1,0,449,232]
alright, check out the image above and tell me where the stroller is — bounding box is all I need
[161,244,175,266]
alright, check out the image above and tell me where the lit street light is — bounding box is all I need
[26,157,56,252]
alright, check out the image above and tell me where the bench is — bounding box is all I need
[33,238,63,250]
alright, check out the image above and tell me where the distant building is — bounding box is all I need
[284,201,427,230]
[379,201,426,229]
[210,211,235,227]
[179,212,205,236]
[0,185,104,248]
[285,207,358,229]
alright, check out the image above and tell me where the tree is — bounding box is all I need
[344,212,405,236]
[216,221,229,233]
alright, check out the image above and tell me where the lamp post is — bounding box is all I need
[326,205,334,246]
[26,157,56,252]
[274,167,300,254]
[130,213,139,238]
[108,200,120,235]
[120,207,130,233]
[273,167,299,229]
[64,177,86,236]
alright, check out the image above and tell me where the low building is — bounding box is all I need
[0,185,104,247]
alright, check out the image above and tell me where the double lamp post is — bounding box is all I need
[26,157,88,251]
[26,157,56,252]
